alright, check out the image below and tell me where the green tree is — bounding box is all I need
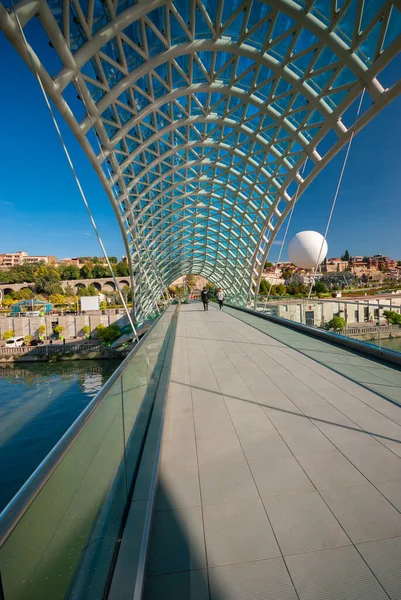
[259,279,269,295]
[24,335,32,346]
[185,274,196,288]
[2,330,15,341]
[80,264,94,279]
[286,283,307,296]
[115,261,130,277]
[17,288,34,300]
[96,323,121,344]
[122,285,132,302]
[276,283,287,296]
[341,250,350,261]
[77,286,89,296]
[264,261,273,269]
[58,265,80,280]
[87,284,99,296]
[34,265,61,294]
[326,316,346,332]
[9,288,34,301]
[43,281,64,295]
[314,281,328,294]
[109,256,118,264]
[39,325,46,337]
[83,325,91,337]
[93,264,110,278]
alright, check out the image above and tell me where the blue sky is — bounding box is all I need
[0,35,400,263]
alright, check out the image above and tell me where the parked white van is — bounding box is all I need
[5,337,25,348]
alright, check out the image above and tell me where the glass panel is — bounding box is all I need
[0,308,176,600]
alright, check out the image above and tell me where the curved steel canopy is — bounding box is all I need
[1,0,401,316]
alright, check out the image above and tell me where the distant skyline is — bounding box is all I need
[1,37,400,264]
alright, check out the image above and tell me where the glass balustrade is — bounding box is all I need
[253,297,401,355]
[0,306,177,600]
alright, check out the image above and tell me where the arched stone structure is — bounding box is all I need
[0,277,131,304]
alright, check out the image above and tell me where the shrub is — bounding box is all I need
[2,330,15,341]
[2,296,17,307]
[314,281,328,294]
[53,325,64,337]
[383,310,401,325]
[96,323,121,344]
[326,316,346,332]
[49,293,67,304]
[24,335,32,346]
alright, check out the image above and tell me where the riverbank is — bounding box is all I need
[0,342,130,363]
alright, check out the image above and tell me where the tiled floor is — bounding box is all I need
[225,306,401,408]
[144,304,401,600]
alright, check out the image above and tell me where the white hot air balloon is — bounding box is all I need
[288,231,328,269]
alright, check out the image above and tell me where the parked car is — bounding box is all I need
[5,336,25,348]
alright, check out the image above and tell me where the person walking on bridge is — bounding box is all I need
[217,288,225,311]
[200,287,209,311]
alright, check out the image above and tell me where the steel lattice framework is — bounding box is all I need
[1,0,401,316]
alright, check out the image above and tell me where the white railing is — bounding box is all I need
[0,343,104,355]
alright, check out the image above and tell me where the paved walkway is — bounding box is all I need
[225,306,401,406]
[144,304,401,600]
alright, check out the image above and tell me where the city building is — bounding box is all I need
[322,258,349,273]
[0,251,58,267]
[59,257,82,267]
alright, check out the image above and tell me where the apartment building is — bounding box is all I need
[0,251,57,267]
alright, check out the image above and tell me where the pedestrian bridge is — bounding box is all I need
[1,303,401,600]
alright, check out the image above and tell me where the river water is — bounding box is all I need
[0,360,121,513]
[377,337,401,353]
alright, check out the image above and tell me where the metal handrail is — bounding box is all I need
[0,309,167,545]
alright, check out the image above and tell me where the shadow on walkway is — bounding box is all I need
[143,479,214,600]
[171,380,401,446]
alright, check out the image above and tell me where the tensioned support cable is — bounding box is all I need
[10,2,139,342]
[307,89,367,301]
[261,158,309,311]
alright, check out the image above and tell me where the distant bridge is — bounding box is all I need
[0,277,131,302]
